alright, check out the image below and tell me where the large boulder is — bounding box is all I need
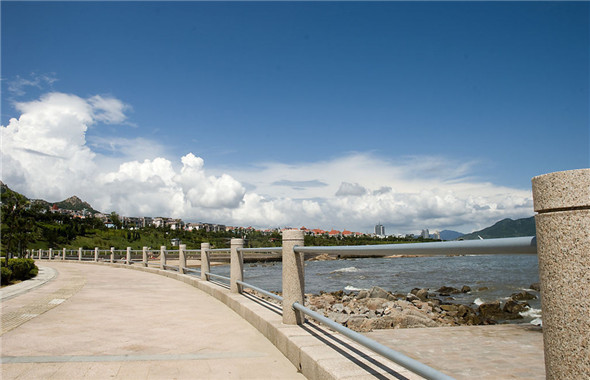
[416,288,429,301]
[437,286,461,295]
[503,300,529,315]
[478,301,504,319]
[368,286,394,300]
[510,290,537,301]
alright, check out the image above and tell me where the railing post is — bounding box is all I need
[178,244,187,274]
[160,246,166,270]
[126,247,131,265]
[78,247,82,261]
[49,248,53,260]
[200,242,210,281]
[62,248,65,260]
[230,238,244,293]
[110,247,114,263]
[532,168,590,379]
[142,246,148,267]
[94,247,98,262]
[282,229,305,325]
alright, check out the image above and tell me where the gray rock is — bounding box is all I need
[406,293,420,302]
[357,290,368,299]
[416,288,429,301]
[437,286,461,294]
[331,303,344,313]
[368,286,391,300]
[511,290,537,301]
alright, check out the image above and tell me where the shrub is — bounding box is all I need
[4,258,38,283]
[1,266,12,284]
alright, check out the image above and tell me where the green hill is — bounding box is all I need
[461,216,536,240]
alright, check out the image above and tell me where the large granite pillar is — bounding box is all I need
[532,168,590,379]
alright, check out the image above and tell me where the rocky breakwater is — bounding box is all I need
[302,285,540,332]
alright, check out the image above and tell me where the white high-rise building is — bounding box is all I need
[375,223,385,237]
[421,229,430,239]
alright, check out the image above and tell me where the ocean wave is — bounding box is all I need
[331,266,359,274]
[473,298,485,306]
[529,318,542,326]
[519,307,542,319]
[344,285,367,292]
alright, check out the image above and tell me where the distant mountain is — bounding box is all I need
[439,230,464,241]
[460,217,536,240]
[55,196,99,213]
[1,182,100,214]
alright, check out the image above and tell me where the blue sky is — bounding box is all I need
[1,1,588,234]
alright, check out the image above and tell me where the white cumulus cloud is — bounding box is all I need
[1,91,534,235]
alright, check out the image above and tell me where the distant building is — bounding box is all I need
[432,230,441,240]
[421,229,430,239]
[375,223,385,237]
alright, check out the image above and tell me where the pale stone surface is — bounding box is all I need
[532,168,590,379]
[1,262,305,380]
[283,229,306,324]
[365,325,544,380]
[201,242,210,280]
[535,210,590,379]
[230,238,244,293]
[532,168,590,212]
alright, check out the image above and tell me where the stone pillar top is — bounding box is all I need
[532,168,590,212]
[282,229,305,241]
[230,238,244,245]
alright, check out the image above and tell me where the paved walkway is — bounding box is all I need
[365,325,545,380]
[1,262,305,380]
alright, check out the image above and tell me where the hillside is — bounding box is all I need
[460,216,536,240]
[1,182,100,214]
[439,230,464,241]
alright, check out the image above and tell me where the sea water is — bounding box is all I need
[208,254,542,322]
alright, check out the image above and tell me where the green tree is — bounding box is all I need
[110,212,122,229]
[1,189,40,258]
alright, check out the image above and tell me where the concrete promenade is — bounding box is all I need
[1,261,547,379]
[1,262,305,380]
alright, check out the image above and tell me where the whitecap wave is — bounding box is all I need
[344,285,367,292]
[331,267,359,274]
[519,307,542,319]
[473,298,484,306]
[529,318,543,326]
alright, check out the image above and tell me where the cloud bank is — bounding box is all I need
[1,92,533,234]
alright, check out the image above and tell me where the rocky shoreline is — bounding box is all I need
[246,284,541,332]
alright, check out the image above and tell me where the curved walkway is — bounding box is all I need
[1,262,305,380]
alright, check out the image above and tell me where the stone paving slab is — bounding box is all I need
[364,324,545,379]
[1,262,305,380]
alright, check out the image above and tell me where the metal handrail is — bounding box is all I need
[236,280,283,302]
[292,302,455,380]
[295,236,537,256]
[238,247,282,253]
[185,267,201,275]
[205,272,230,282]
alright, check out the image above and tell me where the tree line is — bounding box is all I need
[1,186,435,258]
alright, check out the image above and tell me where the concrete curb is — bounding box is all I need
[36,260,422,380]
[0,266,58,301]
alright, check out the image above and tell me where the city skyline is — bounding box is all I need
[1,2,588,234]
